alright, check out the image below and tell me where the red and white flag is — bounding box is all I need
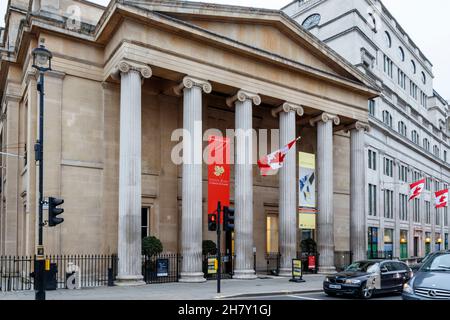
[435,189,449,208]
[409,179,425,201]
[257,137,301,176]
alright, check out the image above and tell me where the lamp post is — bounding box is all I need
[31,40,52,301]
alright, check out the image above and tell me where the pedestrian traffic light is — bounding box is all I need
[48,197,64,227]
[208,213,217,231]
[223,206,235,232]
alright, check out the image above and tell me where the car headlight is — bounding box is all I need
[403,283,414,294]
[344,279,361,285]
[325,277,330,282]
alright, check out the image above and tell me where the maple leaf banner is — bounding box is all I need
[257,137,301,176]
[435,189,449,208]
[409,179,425,201]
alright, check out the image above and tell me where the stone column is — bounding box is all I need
[115,61,152,286]
[174,76,212,283]
[226,90,261,279]
[310,113,340,274]
[348,122,370,262]
[272,103,304,277]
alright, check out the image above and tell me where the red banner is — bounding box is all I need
[308,255,316,270]
[207,136,230,223]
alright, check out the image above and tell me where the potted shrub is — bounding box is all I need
[142,236,163,278]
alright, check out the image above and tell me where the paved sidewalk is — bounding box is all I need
[0,274,324,300]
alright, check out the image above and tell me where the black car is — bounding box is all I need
[323,260,413,299]
[402,250,450,300]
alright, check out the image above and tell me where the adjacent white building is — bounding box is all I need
[284,0,450,259]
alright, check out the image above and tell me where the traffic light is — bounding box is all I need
[208,212,217,231]
[48,197,64,227]
[223,206,235,232]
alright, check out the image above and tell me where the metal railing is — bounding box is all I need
[142,253,180,284]
[0,254,117,292]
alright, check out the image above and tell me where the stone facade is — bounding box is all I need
[0,0,378,278]
[285,0,450,259]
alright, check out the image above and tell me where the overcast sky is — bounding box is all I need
[1,0,449,99]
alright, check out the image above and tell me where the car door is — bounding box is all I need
[380,262,396,290]
[394,262,410,288]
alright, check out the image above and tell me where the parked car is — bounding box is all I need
[323,260,413,299]
[402,250,450,300]
[409,252,436,273]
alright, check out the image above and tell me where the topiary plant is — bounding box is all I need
[202,240,217,255]
[142,236,163,256]
[301,238,317,255]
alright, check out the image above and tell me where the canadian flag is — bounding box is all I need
[409,179,425,201]
[257,137,301,176]
[435,189,449,208]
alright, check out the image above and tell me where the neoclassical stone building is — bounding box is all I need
[0,0,378,283]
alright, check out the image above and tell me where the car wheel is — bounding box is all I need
[360,286,374,299]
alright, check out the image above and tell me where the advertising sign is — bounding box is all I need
[298,152,316,208]
[292,259,302,277]
[207,136,230,222]
[207,258,218,274]
[298,212,316,229]
[156,259,169,277]
[308,255,316,270]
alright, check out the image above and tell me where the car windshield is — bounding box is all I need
[420,253,450,272]
[345,261,379,273]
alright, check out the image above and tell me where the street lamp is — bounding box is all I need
[32,40,52,301]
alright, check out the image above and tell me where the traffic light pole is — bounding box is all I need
[35,71,46,301]
[217,201,221,294]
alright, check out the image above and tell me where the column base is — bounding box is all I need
[114,275,146,286]
[179,272,206,283]
[278,268,293,277]
[318,266,337,274]
[233,269,257,280]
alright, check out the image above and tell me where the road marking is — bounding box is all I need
[287,295,320,300]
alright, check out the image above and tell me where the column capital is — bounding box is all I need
[111,60,152,81]
[345,121,371,133]
[309,112,340,127]
[226,90,261,107]
[173,76,212,96]
[271,102,304,118]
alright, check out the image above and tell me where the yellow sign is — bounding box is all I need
[45,259,50,271]
[299,213,316,230]
[293,260,302,277]
[207,258,217,274]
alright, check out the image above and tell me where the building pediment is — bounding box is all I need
[101,0,379,95]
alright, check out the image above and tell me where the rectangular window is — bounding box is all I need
[141,207,150,239]
[384,189,394,219]
[368,150,377,170]
[425,178,431,191]
[425,201,431,224]
[400,230,408,259]
[369,184,377,216]
[368,99,375,116]
[367,227,379,258]
[384,55,393,78]
[410,81,418,100]
[445,207,448,227]
[436,208,441,226]
[413,198,420,223]
[266,215,279,253]
[399,165,408,182]
[397,69,406,89]
[444,150,447,162]
[399,194,408,221]
[384,229,394,254]
[384,158,393,177]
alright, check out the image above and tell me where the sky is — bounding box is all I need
[0,0,449,99]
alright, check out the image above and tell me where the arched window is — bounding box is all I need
[434,145,440,157]
[421,72,427,84]
[411,130,420,145]
[411,60,416,74]
[384,31,392,48]
[423,138,430,151]
[398,47,405,62]
[398,121,407,136]
[383,110,392,127]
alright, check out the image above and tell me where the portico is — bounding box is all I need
[0,0,379,282]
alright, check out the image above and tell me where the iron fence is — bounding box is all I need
[142,253,180,284]
[0,254,117,292]
[202,254,234,280]
[0,256,34,292]
[264,252,280,275]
